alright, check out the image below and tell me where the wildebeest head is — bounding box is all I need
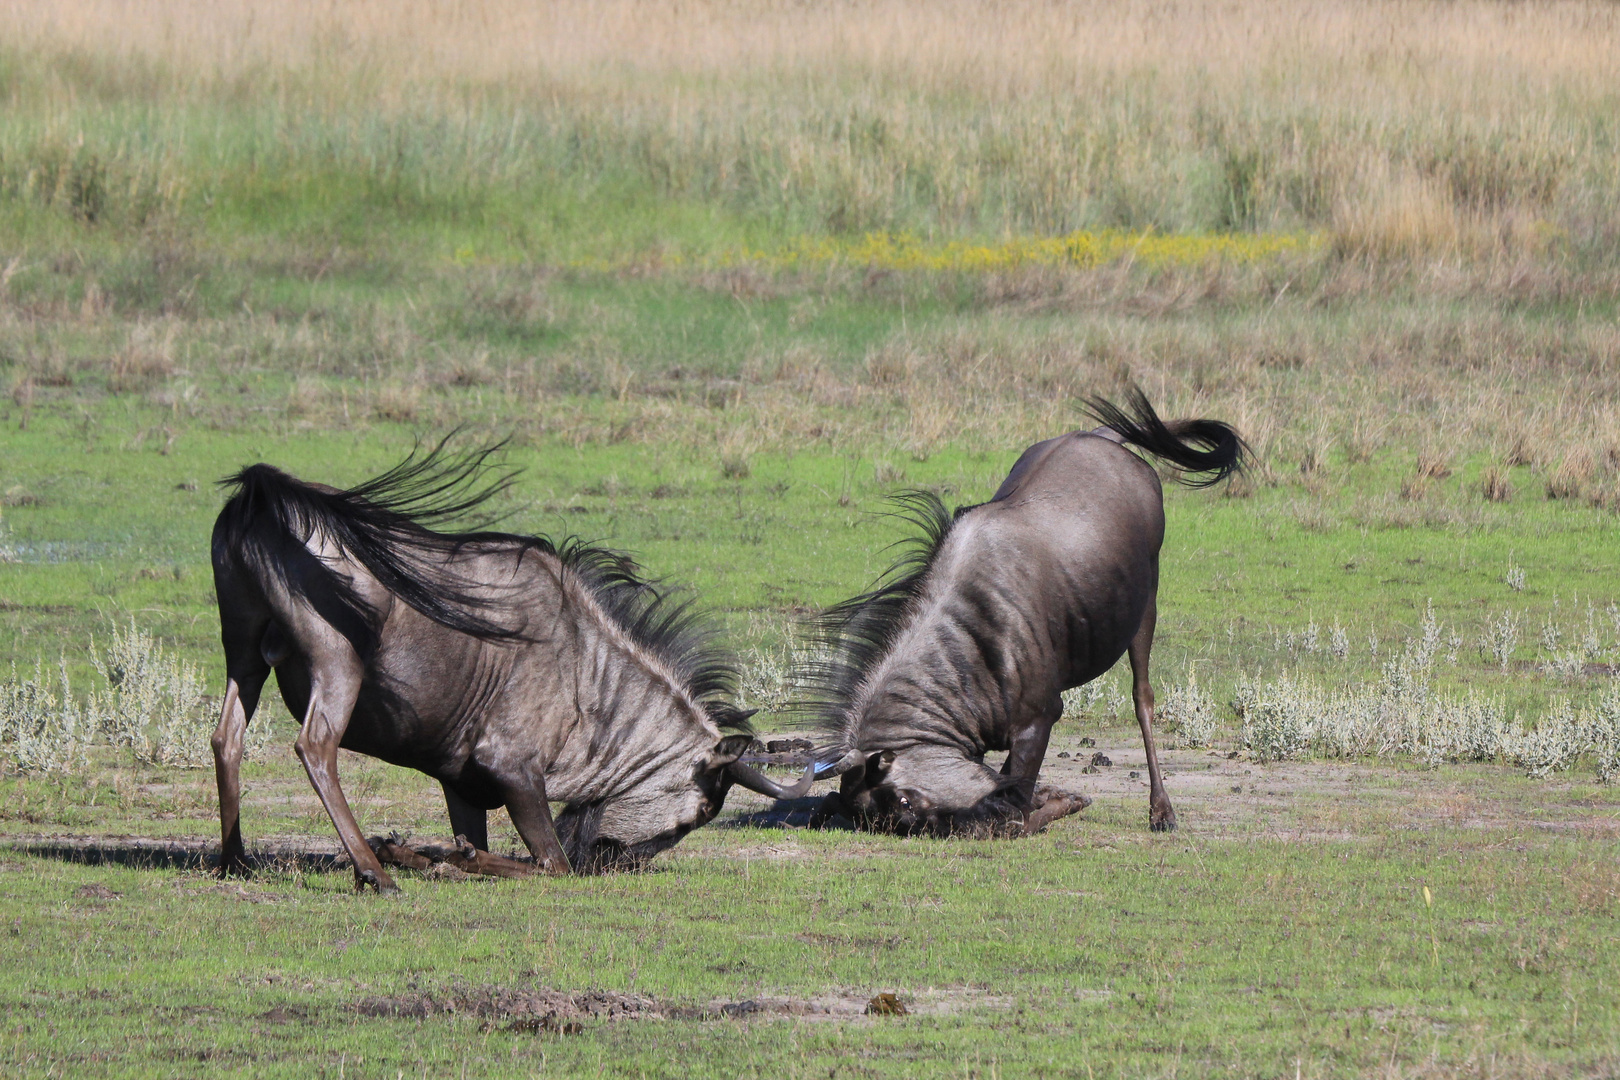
[554,726,812,872]
[813,745,1029,838]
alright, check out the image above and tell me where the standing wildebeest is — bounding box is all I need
[806,391,1244,837]
[210,444,809,890]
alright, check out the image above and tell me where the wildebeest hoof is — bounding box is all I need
[355,867,399,893]
[217,853,253,879]
[1150,809,1178,833]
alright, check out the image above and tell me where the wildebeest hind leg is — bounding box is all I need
[441,783,489,852]
[1128,598,1177,832]
[212,669,267,877]
[499,774,571,875]
[1021,789,1092,836]
[293,668,399,892]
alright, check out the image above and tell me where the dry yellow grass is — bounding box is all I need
[4,0,1617,255]
[9,0,1616,96]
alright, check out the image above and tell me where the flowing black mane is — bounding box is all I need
[215,438,747,731]
[798,490,961,752]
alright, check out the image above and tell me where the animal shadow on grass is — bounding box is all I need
[6,836,347,874]
[716,796,828,830]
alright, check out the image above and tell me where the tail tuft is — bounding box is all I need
[1084,387,1247,488]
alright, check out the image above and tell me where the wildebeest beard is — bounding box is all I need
[552,802,643,874]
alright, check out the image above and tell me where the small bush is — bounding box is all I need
[1238,672,1315,762]
[88,620,213,768]
[0,659,92,775]
[2,620,272,776]
[1590,683,1620,784]
[1159,667,1220,748]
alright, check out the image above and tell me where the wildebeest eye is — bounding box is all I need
[898,795,911,809]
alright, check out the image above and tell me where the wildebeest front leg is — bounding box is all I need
[1128,598,1177,832]
[441,782,489,852]
[1000,694,1064,786]
[293,672,399,892]
[499,774,571,875]
[211,670,266,877]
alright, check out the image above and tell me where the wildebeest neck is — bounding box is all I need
[536,566,731,805]
[850,517,1059,759]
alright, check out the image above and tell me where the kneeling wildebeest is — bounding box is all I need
[807,390,1245,837]
[210,443,809,890]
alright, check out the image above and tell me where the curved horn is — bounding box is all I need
[813,748,865,780]
[727,761,816,801]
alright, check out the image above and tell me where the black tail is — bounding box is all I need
[214,437,533,646]
[1084,388,1247,488]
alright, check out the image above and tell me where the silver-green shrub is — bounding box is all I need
[88,620,213,768]
[1159,667,1220,748]
[1590,682,1620,784]
[0,659,92,774]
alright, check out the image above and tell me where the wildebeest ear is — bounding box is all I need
[709,734,754,767]
[866,750,895,779]
[705,703,759,728]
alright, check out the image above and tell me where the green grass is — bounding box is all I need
[3,761,1617,1079]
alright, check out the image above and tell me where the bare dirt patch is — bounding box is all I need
[350,984,1014,1027]
[353,986,660,1025]
[72,883,120,900]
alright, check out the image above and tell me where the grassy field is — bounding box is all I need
[3,1,1620,1076]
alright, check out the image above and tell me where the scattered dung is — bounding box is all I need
[1078,737,1096,747]
[866,993,909,1016]
[1089,752,1113,767]
[352,987,661,1023]
[73,883,121,900]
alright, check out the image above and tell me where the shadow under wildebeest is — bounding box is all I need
[209,440,809,891]
[4,836,349,874]
[804,389,1246,838]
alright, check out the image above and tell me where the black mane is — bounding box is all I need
[798,490,959,752]
[548,537,746,730]
[216,438,747,731]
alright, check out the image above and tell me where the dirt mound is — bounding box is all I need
[353,986,661,1024]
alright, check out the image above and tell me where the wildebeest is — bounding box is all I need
[209,443,809,890]
[805,390,1245,837]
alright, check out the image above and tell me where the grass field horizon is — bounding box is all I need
[3,2,1620,1076]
